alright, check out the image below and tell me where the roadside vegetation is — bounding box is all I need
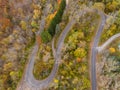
[41,0,66,43]
[47,0,66,36]
[97,38,120,90]
[33,0,65,80]
[0,0,41,90]
[49,12,100,90]
[100,10,120,44]
[1,0,120,90]
[33,43,54,80]
[96,0,120,89]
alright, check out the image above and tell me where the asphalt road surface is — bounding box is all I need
[90,11,106,90]
[17,8,107,90]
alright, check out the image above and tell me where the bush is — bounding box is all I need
[41,31,52,43]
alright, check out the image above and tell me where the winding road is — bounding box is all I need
[17,4,114,90]
[90,11,106,90]
[17,14,76,90]
[17,8,96,90]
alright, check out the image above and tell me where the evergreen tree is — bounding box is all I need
[48,0,66,36]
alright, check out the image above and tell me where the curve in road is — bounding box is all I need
[90,11,106,90]
[18,8,106,90]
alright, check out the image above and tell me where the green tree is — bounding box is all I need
[31,21,39,29]
[74,48,87,58]
[41,31,52,43]
[20,20,27,30]
[106,0,119,12]
[47,0,66,36]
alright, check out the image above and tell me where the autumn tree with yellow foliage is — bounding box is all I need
[109,47,116,53]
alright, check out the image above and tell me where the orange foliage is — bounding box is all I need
[49,11,57,20]
[0,18,11,30]
[0,0,12,30]
[0,18,11,29]
[57,0,61,4]
[76,58,82,63]
[0,0,9,17]
[36,35,42,46]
